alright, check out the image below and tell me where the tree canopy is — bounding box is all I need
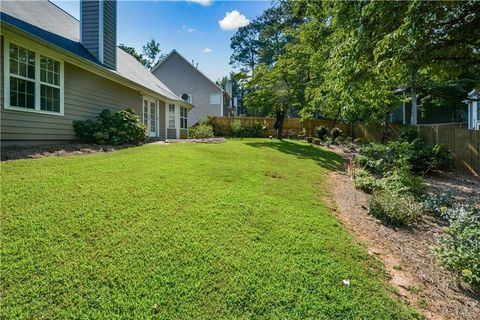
[119,39,166,70]
[229,0,480,129]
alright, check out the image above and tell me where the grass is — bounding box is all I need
[1,139,421,319]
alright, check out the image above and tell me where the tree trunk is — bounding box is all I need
[331,108,341,129]
[276,111,285,140]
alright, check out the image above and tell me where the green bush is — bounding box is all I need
[354,168,381,193]
[330,127,342,143]
[399,128,419,142]
[369,190,423,226]
[189,123,214,139]
[306,136,314,143]
[231,119,243,138]
[357,138,454,175]
[436,206,480,288]
[316,126,329,141]
[423,192,453,217]
[73,108,146,145]
[430,144,455,171]
[313,138,321,145]
[382,169,427,199]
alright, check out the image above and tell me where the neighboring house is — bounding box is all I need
[151,50,230,127]
[389,90,468,126]
[1,0,191,146]
[466,89,479,130]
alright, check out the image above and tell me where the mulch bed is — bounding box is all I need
[1,144,135,161]
[329,147,479,320]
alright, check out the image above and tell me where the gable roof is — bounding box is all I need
[152,49,225,93]
[0,0,183,103]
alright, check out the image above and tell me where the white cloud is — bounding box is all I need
[201,48,212,54]
[181,25,198,33]
[218,10,250,31]
[187,0,213,6]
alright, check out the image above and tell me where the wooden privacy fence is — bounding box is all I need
[208,116,349,138]
[208,116,479,176]
[417,125,479,176]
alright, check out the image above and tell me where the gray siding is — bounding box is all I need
[1,36,142,144]
[81,0,116,69]
[167,128,177,139]
[102,0,116,69]
[152,52,223,127]
[80,0,100,59]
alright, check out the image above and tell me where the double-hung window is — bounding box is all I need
[180,107,188,129]
[168,104,176,128]
[5,40,64,115]
[209,93,221,105]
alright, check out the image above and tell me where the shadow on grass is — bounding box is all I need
[246,140,345,172]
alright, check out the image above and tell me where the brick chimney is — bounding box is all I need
[80,0,117,69]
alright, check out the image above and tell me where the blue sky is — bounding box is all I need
[51,0,271,81]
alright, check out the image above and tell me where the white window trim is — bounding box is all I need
[209,93,221,105]
[3,38,65,116]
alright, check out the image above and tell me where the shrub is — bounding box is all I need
[189,123,214,139]
[354,168,381,193]
[399,128,419,142]
[436,206,480,288]
[357,138,454,175]
[369,190,423,226]
[73,119,99,142]
[313,138,321,145]
[330,127,342,143]
[316,126,329,141]
[423,192,453,217]
[231,119,243,138]
[73,108,146,145]
[382,168,427,198]
[306,136,314,143]
[430,144,455,172]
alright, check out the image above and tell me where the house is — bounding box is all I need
[466,89,479,130]
[151,50,231,127]
[0,0,191,146]
[389,89,468,126]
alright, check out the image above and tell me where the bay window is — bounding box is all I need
[4,40,64,115]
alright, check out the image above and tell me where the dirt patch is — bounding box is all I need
[424,172,480,209]
[1,144,136,161]
[331,169,479,319]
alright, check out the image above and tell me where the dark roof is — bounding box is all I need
[0,0,182,102]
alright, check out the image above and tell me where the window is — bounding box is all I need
[180,107,188,129]
[168,104,175,128]
[209,93,221,105]
[5,41,63,115]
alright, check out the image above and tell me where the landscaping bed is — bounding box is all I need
[317,132,480,320]
[332,170,479,320]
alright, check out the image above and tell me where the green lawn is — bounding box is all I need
[1,139,420,319]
